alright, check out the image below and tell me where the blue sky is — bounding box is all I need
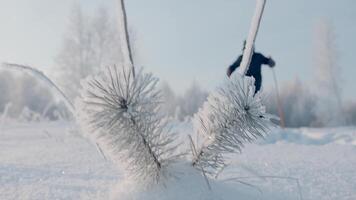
[0,0,355,100]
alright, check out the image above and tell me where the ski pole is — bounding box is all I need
[271,68,285,128]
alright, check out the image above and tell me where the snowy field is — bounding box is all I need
[0,120,355,200]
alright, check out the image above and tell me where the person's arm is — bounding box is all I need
[227,55,242,77]
[261,54,275,68]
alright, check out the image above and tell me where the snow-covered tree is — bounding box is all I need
[266,78,318,127]
[0,70,14,112]
[159,81,178,118]
[179,81,208,120]
[344,101,356,125]
[313,19,344,126]
[55,5,122,100]
[159,81,208,121]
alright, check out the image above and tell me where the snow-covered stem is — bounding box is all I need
[1,63,74,115]
[223,175,303,200]
[222,178,263,195]
[118,0,135,77]
[192,75,274,176]
[238,0,266,75]
[76,65,179,183]
[0,63,109,159]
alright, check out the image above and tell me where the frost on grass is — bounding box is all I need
[76,65,179,184]
[192,75,274,176]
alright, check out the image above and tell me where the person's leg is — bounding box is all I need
[255,77,262,93]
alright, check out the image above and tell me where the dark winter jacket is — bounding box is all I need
[227,52,275,92]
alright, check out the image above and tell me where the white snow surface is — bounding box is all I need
[0,120,355,200]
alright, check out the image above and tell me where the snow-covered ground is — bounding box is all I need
[0,120,355,200]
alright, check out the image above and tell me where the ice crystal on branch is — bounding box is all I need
[192,75,274,175]
[76,65,178,184]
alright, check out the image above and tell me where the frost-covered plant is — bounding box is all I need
[192,75,274,176]
[190,0,273,177]
[76,65,179,184]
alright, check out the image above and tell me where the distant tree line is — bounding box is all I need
[265,78,356,127]
[0,70,69,121]
[160,81,209,121]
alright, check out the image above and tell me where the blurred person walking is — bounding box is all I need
[227,41,276,93]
